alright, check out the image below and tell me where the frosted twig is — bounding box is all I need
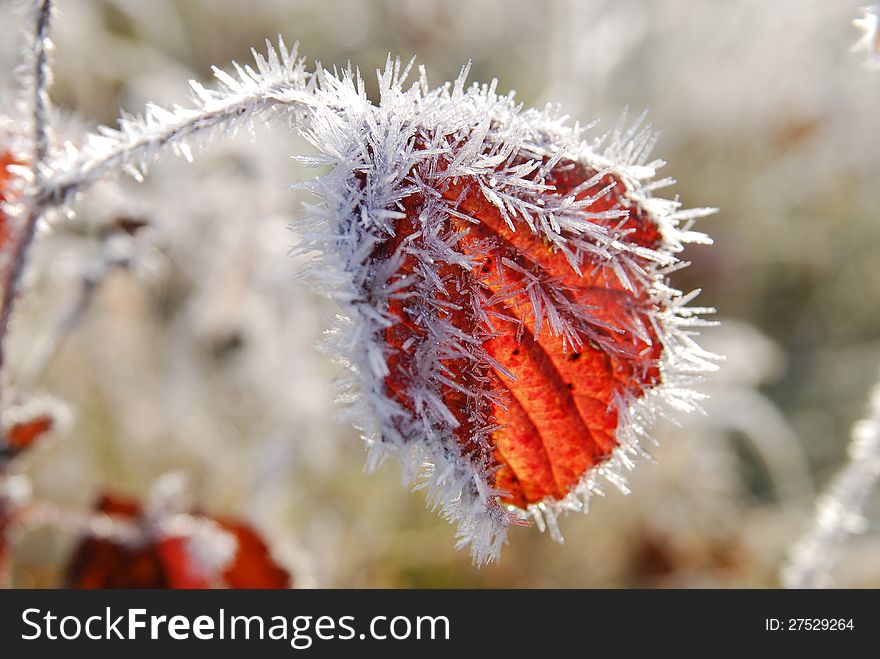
[0,0,55,416]
[781,380,880,588]
[852,5,880,69]
[0,34,317,416]
[36,38,317,208]
[16,230,132,394]
[31,0,53,172]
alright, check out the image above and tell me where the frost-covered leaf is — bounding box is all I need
[296,62,717,563]
[160,518,292,589]
[64,493,291,589]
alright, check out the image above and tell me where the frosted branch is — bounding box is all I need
[0,0,55,413]
[16,228,131,394]
[37,37,317,207]
[31,0,53,174]
[1,35,319,416]
[781,380,880,588]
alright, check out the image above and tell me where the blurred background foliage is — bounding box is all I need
[1,0,879,587]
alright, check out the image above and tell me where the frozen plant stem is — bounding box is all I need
[30,0,54,169]
[782,381,880,588]
[33,35,317,210]
[37,71,319,208]
[0,0,54,415]
[16,247,111,394]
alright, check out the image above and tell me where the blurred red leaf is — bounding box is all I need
[1,414,54,461]
[212,518,291,589]
[64,496,168,588]
[65,494,291,589]
[153,536,215,589]
[378,157,663,508]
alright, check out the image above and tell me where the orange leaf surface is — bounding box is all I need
[375,157,664,509]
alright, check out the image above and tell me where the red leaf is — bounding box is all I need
[213,518,291,589]
[154,536,215,588]
[1,414,54,461]
[64,495,169,589]
[64,494,291,589]
[376,156,664,509]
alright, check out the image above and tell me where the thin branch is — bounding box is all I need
[15,240,122,394]
[0,0,55,416]
[781,380,880,588]
[38,38,318,208]
[31,0,53,171]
